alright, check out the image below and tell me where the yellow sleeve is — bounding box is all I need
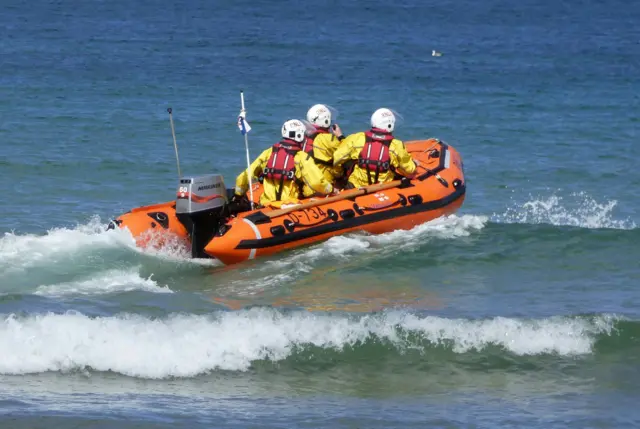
[312,133,342,162]
[333,132,361,167]
[295,152,333,195]
[390,139,417,176]
[234,148,271,195]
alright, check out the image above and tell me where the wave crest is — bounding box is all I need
[0,309,620,379]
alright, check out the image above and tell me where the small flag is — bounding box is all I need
[237,111,251,135]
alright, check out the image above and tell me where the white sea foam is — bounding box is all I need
[271,214,487,266]
[0,216,135,273]
[34,267,173,296]
[367,213,488,245]
[0,309,617,378]
[0,216,218,278]
[493,191,636,230]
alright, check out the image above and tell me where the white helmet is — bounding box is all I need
[281,119,307,143]
[306,104,335,128]
[371,108,396,133]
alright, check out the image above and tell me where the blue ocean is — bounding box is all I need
[1,0,639,427]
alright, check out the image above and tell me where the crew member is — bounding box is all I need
[333,108,418,189]
[300,104,346,197]
[234,119,334,206]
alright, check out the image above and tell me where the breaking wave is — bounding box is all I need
[0,309,624,379]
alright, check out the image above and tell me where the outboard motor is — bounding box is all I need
[175,174,228,258]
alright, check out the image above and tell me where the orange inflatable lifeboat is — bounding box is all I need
[109,138,466,265]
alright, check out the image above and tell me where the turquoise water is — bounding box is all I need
[1,0,639,427]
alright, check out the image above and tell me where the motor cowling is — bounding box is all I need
[175,174,228,258]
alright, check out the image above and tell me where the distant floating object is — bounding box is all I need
[432,50,442,57]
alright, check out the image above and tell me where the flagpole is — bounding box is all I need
[239,90,254,209]
[167,107,182,179]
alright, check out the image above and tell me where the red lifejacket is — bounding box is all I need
[263,139,302,200]
[264,140,301,181]
[358,128,395,184]
[302,126,330,155]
